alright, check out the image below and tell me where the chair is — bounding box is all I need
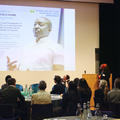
[109,103,120,118]
[0,104,20,120]
[16,84,23,91]
[31,104,53,120]
[30,83,39,93]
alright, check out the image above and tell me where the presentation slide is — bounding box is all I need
[0,5,75,71]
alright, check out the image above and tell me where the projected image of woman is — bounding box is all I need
[7,17,64,71]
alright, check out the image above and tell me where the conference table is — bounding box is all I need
[43,116,120,120]
[22,93,62,120]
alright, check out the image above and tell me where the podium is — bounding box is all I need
[82,74,112,109]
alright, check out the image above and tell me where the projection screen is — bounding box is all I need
[0,5,75,71]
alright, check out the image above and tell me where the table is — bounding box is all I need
[44,116,120,120]
[23,93,62,101]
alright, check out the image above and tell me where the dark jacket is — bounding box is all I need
[94,88,108,110]
[77,88,92,105]
[51,83,66,95]
[62,90,78,116]
[0,85,25,106]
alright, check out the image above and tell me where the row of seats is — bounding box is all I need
[0,103,53,120]
[1,102,120,120]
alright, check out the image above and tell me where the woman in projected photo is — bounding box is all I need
[7,17,64,71]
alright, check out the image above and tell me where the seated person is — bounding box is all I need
[51,75,66,95]
[31,80,51,104]
[0,78,25,120]
[107,77,120,117]
[62,75,70,84]
[73,77,79,88]
[62,75,70,92]
[77,78,92,106]
[0,78,25,106]
[62,81,78,116]
[94,80,109,110]
[1,75,11,89]
[107,77,120,104]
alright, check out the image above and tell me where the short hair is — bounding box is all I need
[66,75,70,80]
[68,81,77,91]
[73,78,79,87]
[5,75,11,83]
[99,80,107,89]
[54,75,62,84]
[7,78,16,86]
[39,80,46,90]
[35,17,52,31]
[114,77,120,89]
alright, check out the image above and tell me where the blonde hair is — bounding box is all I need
[99,80,107,89]
[99,80,108,95]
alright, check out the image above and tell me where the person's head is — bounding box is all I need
[114,77,120,89]
[99,80,107,89]
[68,81,77,91]
[100,64,107,69]
[7,78,16,86]
[33,17,52,42]
[63,75,70,83]
[78,78,90,89]
[39,80,47,90]
[54,75,62,84]
[73,78,79,88]
[63,75,70,80]
[5,75,11,83]
[100,64,110,72]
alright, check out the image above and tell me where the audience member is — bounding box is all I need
[62,81,78,116]
[0,78,25,105]
[94,80,109,110]
[51,75,66,95]
[107,77,120,104]
[0,78,26,120]
[62,74,70,92]
[77,78,92,106]
[62,75,70,83]
[98,63,111,89]
[1,75,11,89]
[73,77,79,88]
[31,80,51,104]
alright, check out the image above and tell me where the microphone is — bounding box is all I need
[84,70,86,74]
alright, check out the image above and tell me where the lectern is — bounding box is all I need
[82,74,112,109]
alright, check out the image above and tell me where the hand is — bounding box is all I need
[7,56,19,71]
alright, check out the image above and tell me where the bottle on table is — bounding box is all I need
[24,84,28,96]
[76,103,82,116]
[102,114,108,120]
[94,103,102,120]
[82,102,87,120]
[29,86,33,96]
[87,101,92,120]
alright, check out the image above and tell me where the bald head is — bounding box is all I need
[33,17,52,42]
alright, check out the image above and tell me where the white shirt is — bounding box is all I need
[14,37,64,71]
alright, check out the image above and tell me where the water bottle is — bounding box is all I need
[102,114,108,120]
[76,103,82,120]
[29,86,33,96]
[24,84,28,96]
[82,103,87,120]
[76,103,82,116]
[87,101,92,120]
[94,103,102,120]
